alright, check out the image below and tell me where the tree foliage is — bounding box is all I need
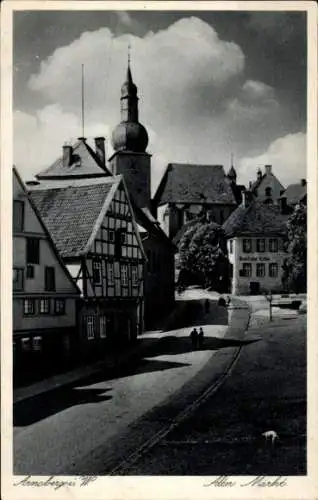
[177,222,230,292]
[282,203,307,293]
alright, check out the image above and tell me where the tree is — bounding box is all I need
[177,221,230,292]
[281,203,307,293]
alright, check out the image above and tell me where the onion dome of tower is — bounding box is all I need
[111,60,149,153]
[112,122,149,153]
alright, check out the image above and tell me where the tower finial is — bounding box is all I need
[128,41,131,67]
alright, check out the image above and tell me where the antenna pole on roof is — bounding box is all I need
[81,64,85,138]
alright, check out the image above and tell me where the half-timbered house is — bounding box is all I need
[13,167,80,381]
[30,176,146,360]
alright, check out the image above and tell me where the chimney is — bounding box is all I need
[63,145,73,167]
[257,168,262,180]
[94,137,106,166]
[265,164,272,175]
[301,178,306,186]
[241,189,251,207]
[279,196,287,214]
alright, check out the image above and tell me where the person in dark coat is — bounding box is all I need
[198,327,204,348]
[190,328,198,349]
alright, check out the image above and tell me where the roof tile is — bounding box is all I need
[154,163,236,205]
[30,182,114,257]
[222,200,288,237]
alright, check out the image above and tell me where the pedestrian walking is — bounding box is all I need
[190,328,198,349]
[198,327,204,348]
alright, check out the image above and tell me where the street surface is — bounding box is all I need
[119,315,306,475]
[13,296,306,477]
[14,298,249,475]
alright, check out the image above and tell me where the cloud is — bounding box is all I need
[14,16,301,191]
[13,105,107,180]
[238,132,306,187]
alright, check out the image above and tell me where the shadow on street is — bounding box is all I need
[163,299,228,331]
[13,358,191,427]
[142,335,258,358]
[13,387,113,426]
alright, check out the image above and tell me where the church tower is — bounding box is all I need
[109,55,151,209]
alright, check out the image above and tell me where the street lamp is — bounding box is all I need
[264,290,273,321]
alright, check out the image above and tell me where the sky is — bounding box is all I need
[13,8,307,192]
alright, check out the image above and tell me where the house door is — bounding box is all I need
[250,281,260,295]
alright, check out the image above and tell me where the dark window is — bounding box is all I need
[107,262,114,286]
[269,238,278,252]
[132,265,138,286]
[256,263,265,277]
[242,263,252,277]
[26,238,40,264]
[121,264,128,286]
[85,316,96,340]
[115,229,123,259]
[13,268,24,291]
[45,266,55,291]
[33,336,42,351]
[256,239,265,252]
[21,337,31,351]
[243,239,252,253]
[23,298,35,315]
[26,265,35,279]
[229,240,233,254]
[39,298,50,314]
[92,260,102,284]
[108,230,114,242]
[265,187,272,197]
[269,263,278,277]
[13,200,24,232]
[99,316,107,338]
[54,298,65,315]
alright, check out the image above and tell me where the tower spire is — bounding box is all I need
[128,41,131,67]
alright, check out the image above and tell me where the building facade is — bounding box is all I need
[249,164,285,203]
[154,163,238,240]
[223,196,288,295]
[30,176,146,360]
[13,168,80,378]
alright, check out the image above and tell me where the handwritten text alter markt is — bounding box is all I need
[203,475,288,488]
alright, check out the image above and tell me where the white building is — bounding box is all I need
[223,195,289,295]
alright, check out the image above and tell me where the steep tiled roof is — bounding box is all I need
[153,163,237,206]
[30,178,118,258]
[283,183,307,206]
[222,200,288,237]
[36,140,111,179]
